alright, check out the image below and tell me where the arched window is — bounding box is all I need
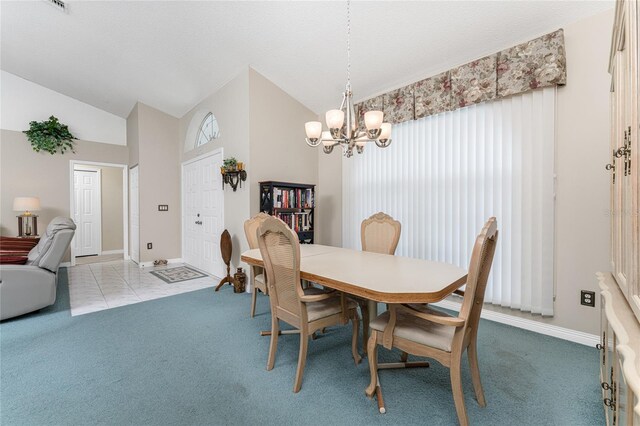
[195,112,220,147]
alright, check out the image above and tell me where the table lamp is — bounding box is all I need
[13,197,41,237]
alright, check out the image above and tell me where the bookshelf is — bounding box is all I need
[259,181,315,243]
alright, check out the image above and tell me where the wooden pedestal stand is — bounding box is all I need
[215,229,234,291]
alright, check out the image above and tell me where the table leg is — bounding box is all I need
[367,299,378,321]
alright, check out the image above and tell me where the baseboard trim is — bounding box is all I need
[138,258,183,268]
[101,249,124,255]
[432,300,600,347]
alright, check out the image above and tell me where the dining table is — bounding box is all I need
[240,243,468,330]
[240,243,469,413]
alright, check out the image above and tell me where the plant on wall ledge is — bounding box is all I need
[23,115,76,155]
[223,157,238,172]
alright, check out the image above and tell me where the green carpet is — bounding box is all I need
[1,268,603,425]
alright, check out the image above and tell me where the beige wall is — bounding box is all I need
[179,70,251,269]
[0,129,129,260]
[127,103,139,167]
[248,68,319,215]
[316,145,342,246]
[99,166,124,252]
[315,9,614,336]
[177,68,320,270]
[514,9,612,333]
[132,103,181,263]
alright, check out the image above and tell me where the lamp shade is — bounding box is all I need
[305,121,322,140]
[325,109,345,130]
[13,197,41,213]
[321,132,336,146]
[364,111,383,130]
[379,123,392,140]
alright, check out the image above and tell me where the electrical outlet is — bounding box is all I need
[147,243,153,250]
[158,205,168,211]
[580,290,595,307]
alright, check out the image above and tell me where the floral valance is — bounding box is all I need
[355,29,566,125]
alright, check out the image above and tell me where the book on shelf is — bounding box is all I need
[274,211,312,232]
[273,187,314,209]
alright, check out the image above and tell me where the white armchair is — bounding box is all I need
[0,217,76,320]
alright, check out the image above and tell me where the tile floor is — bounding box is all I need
[68,260,217,316]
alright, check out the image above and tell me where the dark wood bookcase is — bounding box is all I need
[259,181,315,244]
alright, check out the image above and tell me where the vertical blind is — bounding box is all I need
[342,87,555,315]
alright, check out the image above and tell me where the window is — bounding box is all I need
[342,87,556,316]
[195,112,220,147]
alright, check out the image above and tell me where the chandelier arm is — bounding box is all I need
[375,138,393,148]
[323,145,335,154]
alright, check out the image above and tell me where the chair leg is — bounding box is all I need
[365,331,379,397]
[351,310,362,365]
[450,357,469,426]
[250,286,258,318]
[266,315,279,371]
[468,341,486,407]
[293,330,309,393]
[360,300,369,355]
[400,351,409,363]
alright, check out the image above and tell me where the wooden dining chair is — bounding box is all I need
[359,212,401,349]
[257,216,362,393]
[244,212,272,317]
[365,217,498,426]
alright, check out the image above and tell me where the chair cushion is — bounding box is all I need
[253,273,269,294]
[306,295,358,322]
[370,306,456,352]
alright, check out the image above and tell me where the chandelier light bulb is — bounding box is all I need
[379,122,392,140]
[364,111,383,130]
[325,110,345,130]
[305,121,322,140]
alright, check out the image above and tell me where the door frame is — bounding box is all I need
[129,164,140,265]
[68,160,129,267]
[181,148,224,272]
[73,166,102,257]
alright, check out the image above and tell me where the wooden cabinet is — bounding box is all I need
[600,1,640,423]
[608,0,640,320]
[598,274,640,425]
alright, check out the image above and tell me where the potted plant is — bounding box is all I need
[23,116,76,155]
[223,157,238,172]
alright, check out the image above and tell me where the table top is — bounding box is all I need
[241,244,467,304]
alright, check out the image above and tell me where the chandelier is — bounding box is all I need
[304,0,392,157]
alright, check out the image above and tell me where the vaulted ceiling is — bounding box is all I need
[1,1,613,118]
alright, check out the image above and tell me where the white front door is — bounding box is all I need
[73,170,102,257]
[129,166,140,264]
[182,151,224,277]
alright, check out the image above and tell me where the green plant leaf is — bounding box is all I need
[23,115,76,155]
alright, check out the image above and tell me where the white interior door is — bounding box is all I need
[130,165,140,264]
[73,169,102,257]
[182,152,224,277]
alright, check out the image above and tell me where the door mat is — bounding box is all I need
[150,266,207,283]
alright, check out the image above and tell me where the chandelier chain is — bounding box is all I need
[346,0,351,88]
